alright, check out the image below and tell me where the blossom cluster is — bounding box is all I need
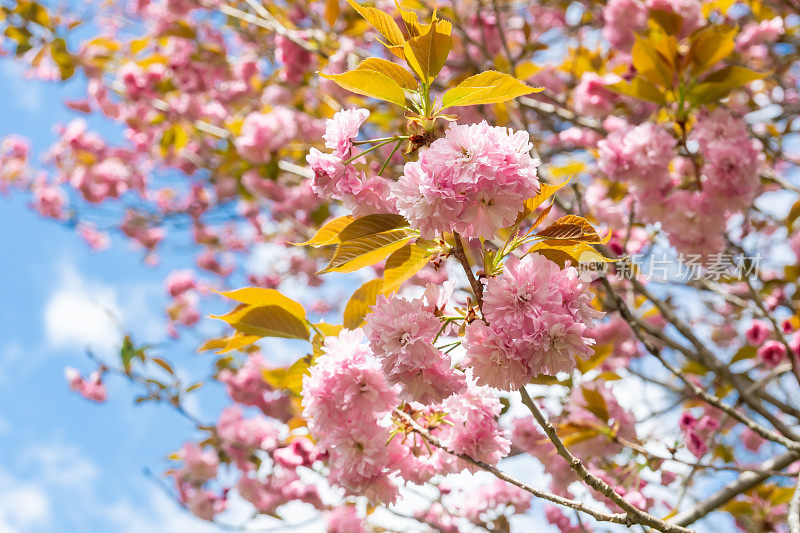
[301,328,510,503]
[306,108,396,217]
[463,254,603,388]
[598,108,762,256]
[394,121,541,239]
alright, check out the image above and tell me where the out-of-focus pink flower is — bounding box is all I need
[758,340,786,368]
[65,367,107,402]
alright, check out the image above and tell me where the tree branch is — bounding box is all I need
[392,408,633,526]
[518,388,693,533]
[669,450,800,527]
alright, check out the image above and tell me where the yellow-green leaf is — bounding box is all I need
[345,0,405,46]
[320,69,407,106]
[213,288,306,321]
[441,70,542,109]
[214,305,310,340]
[343,278,385,329]
[403,19,451,83]
[536,214,602,245]
[581,386,610,423]
[338,213,409,241]
[198,333,261,354]
[357,57,418,90]
[631,34,673,87]
[687,65,766,106]
[606,77,666,106]
[528,241,612,268]
[688,24,736,74]
[383,241,432,292]
[320,229,412,273]
[295,216,355,247]
[263,354,315,396]
[524,176,571,213]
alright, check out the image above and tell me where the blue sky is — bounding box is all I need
[0,58,237,532]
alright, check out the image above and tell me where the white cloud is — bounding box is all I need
[20,442,99,488]
[43,263,122,353]
[0,471,51,533]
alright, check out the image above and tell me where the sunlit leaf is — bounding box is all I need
[536,214,601,245]
[320,229,412,273]
[343,278,385,329]
[358,57,418,90]
[403,18,451,83]
[383,241,433,292]
[214,305,310,341]
[320,69,407,106]
[606,77,666,106]
[441,70,542,109]
[294,216,355,247]
[631,34,673,87]
[687,65,766,106]
[345,0,405,46]
[213,288,306,321]
[688,24,736,74]
[338,213,409,241]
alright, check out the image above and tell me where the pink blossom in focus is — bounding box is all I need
[393,121,540,239]
[364,294,465,403]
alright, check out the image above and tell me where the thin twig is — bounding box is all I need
[392,408,633,526]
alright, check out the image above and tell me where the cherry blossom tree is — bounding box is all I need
[2,0,800,530]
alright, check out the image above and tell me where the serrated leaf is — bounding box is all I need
[403,19,451,83]
[320,69,407,106]
[213,288,306,321]
[383,241,432,292]
[294,216,355,247]
[343,279,385,329]
[358,58,418,90]
[536,214,601,245]
[442,70,542,108]
[345,0,405,45]
[320,229,412,273]
[215,305,310,341]
[338,213,409,241]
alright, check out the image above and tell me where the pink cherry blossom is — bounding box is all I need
[758,340,786,368]
[365,294,465,403]
[393,121,540,239]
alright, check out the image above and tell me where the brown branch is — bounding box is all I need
[518,388,693,533]
[452,232,484,311]
[669,450,800,527]
[600,277,800,453]
[392,408,633,526]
